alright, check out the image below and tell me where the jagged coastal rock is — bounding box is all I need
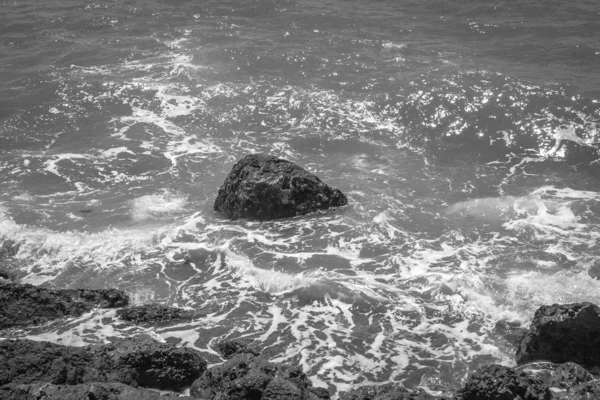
[338,383,440,399]
[455,362,600,400]
[214,154,348,220]
[0,280,129,329]
[116,303,200,325]
[214,339,260,359]
[0,335,207,391]
[0,382,196,400]
[515,302,600,366]
[189,352,330,400]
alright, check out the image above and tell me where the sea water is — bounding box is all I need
[1,0,600,396]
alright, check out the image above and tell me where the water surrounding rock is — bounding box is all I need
[0,240,19,260]
[116,303,200,325]
[214,154,348,220]
[214,339,260,359]
[338,383,440,399]
[0,335,207,391]
[515,303,600,367]
[190,353,329,400]
[0,382,195,400]
[0,280,129,329]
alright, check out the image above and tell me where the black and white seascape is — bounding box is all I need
[1,0,600,398]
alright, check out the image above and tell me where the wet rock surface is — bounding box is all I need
[455,362,600,400]
[339,383,441,399]
[0,335,207,391]
[214,339,260,359]
[214,153,348,220]
[190,352,329,400]
[515,303,600,367]
[455,364,550,400]
[0,382,196,400]
[116,303,200,325]
[0,280,129,329]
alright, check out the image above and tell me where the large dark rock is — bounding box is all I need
[0,382,196,400]
[0,280,129,329]
[455,364,550,400]
[0,335,207,391]
[516,303,600,366]
[190,353,328,400]
[116,303,199,325]
[339,383,440,399]
[214,154,348,220]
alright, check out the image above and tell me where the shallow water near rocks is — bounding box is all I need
[1,0,600,397]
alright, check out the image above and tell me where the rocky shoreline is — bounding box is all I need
[1,155,599,399]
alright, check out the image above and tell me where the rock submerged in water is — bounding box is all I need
[116,303,201,325]
[0,280,129,329]
[0,335,207,391]
[515,302,600,367]
[214,154,348,220]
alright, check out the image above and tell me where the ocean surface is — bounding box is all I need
[1,0,600,396]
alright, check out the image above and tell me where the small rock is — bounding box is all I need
[214,340,260,359]
[116,303,199,325]
[214,154,348,220]
[548,362,594,389]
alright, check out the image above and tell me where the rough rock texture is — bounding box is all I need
[116,303,199,325]
[554,380,600,400]
[0,239,19,260]
[0,280,129,329]
[214,154,348,220]
[339,383,440,399]
[547,362,594,390]
[0,382,196,400]
[455,364,550,400]
[0,336,207,391]
[190,353,329,400]
[214,340,260,359]
[516,303,600,366]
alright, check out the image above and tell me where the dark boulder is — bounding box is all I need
[0,281,129,329]
[116,303,199,325]
[190,353,328,400]
[0,336,207,391]
[455,364,550,400]
[214,339,260,359]
[516,303,600,366]
[0,382,196,400]
[339,383,440,399]
[214,154,348,220]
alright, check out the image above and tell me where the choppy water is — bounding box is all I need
[1,0,600,396]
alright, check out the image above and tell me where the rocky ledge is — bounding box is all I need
[116,303,201,325]
[214,154,348,220]
[0,280,129,329]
